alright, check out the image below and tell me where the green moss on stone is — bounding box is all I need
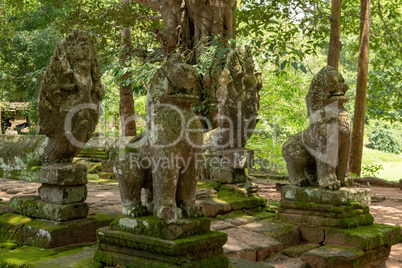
[0,242,19,250]
[217,188,266,210]
[88,163,101,174]
[76,258,103,268]
[197,182,215,189]
[325,223,402,250]
[87,174,100,180]
[0,244,95,267]
[283,244,319,258]
[26,159,42,168]
[0,245,57,267]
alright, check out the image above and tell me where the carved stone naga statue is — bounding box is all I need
[37,29,105,163]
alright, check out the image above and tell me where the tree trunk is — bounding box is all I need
[0,102,2,135]
[119,0,136,137]
[350,0,371,176]
[327,0,342,70]
[132,0,237,127]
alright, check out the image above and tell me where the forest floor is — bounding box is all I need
[0,177,401,267]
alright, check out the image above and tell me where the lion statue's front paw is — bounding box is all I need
[122,204,148,217]
[156,206,183,223]
[179,203,204,218]
[290,176,311,187]
[342,176,354,187]
[319,177,341,190]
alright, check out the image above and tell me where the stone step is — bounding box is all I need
[221,227,283,262]
[301,245,367,268]
[241,218,301,248]
[323,223,402,250]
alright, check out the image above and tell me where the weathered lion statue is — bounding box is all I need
[114,54,204,223]
[282,66,352,190]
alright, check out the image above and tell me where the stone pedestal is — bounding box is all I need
[204,148,254,183]
[95,216,229,267]
[278,185,402,268]
[0,212,113,248]
[9,163,89,221]
[278,185,373,228]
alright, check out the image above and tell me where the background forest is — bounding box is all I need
[0,0,401,180]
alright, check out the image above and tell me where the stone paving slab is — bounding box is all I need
[221,227,283,262]
[30,245,97,268]
[222,235,256,261]
[228,257,274,267]
[1,177,402,267]
[301,245,366,268]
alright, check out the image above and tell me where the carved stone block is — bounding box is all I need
[39,184,87,204]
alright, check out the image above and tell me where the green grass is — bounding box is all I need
[361,147,402,181]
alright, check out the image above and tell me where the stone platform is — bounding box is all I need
[8,163,89,221]
[277,185,402,267]
[0,212,113,248]
[95,216,229,267]
[279,185,373,228]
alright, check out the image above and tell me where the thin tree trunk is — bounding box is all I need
[119,0,136,136]
[350,0,371,176]
[327,0,342,70]
[0,102,2,134]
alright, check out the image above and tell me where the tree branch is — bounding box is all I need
[132,0,161,12]
[377,0,402,54]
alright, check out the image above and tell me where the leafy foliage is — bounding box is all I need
[246,66,310,172]
[361,164,384,177]
[367,119,402,154]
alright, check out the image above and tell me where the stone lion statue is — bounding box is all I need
[282,66,352,190]
[37,29,104,163]
[114,54,204,223]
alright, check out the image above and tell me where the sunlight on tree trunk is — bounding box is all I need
[350,0,371,176]
[119,0,137,137]
[327,0,342,70]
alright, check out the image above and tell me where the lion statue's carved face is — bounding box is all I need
[306,66,349,117]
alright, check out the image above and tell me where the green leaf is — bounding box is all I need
[291,62,298,70]
[300,64,307,73]
[280,60,287,70]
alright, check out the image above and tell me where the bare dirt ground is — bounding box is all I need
[0,177,401,267]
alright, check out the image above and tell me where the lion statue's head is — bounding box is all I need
[306,66,349,118]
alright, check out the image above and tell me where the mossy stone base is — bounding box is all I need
[94,227,229,267]
[9,196,88,221]
[323,223,402,251]
[0,213,113,248]
[217,185,267,210]
[281,185,371,207]
[33,163,87,185]
[110,215,211,240]
[39,184,87,204]
[279,212,374,229]
[279,186,373,228]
